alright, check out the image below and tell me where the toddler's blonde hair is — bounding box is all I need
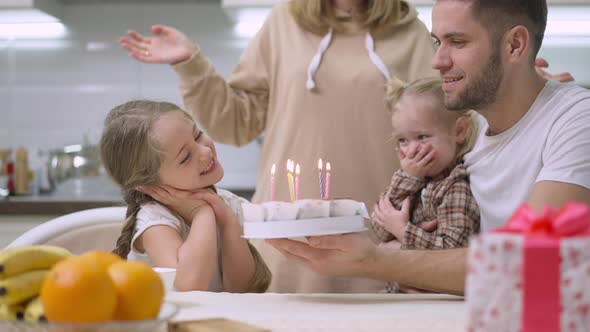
[386,77,479,164]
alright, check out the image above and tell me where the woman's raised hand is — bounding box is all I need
[119,24,198,65]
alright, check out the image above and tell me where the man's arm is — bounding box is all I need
[371,246,468,296]
[528,181,590,212]
[268,233,468,296]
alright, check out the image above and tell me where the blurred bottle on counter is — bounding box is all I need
[6,159,15,196]
[0,149,10,174]
[14,147,30,195]
[36,149,52,193]
[0,149,11,198]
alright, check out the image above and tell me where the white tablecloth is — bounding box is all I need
[166,292,466,331]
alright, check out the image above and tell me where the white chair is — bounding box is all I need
[6,207,127,254]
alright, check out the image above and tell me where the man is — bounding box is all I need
[268,0,590,296]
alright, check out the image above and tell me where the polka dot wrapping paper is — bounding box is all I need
[465,203,590,332]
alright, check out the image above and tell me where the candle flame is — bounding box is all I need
[318,158,323,170]
[286,159,291,172]
[271,164,276,175]
[326,162,331,171]
[296,163,300,175]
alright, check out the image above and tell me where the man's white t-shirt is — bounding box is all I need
[126,188,248,291]
[465,80,590,232]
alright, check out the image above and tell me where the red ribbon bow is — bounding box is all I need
[501,202,590,237]
[492,203,590,332]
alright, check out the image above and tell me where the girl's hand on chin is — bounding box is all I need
[136,185,209,222]
[187,189,237,229]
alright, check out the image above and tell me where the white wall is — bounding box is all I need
[0,2,260,189]
[0,1,589,191]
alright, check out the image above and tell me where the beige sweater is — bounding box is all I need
[174,1,436,293]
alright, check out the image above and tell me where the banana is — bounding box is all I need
[24,296,45,322]
[0,270,48,305]
[0,303,25,321]
[0,245,73,279]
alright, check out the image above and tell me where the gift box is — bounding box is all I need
[466,203,590,332]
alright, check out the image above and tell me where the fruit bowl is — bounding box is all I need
[0,302,178,332]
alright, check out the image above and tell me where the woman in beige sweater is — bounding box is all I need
[120,0,433,294]
[119,0,571,293]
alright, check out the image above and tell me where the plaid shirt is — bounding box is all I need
[369,163,480,249]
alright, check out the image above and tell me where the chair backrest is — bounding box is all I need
[6,207,127,255]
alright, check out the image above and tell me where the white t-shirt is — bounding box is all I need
[127,188,248,292]
[465,81,590,232]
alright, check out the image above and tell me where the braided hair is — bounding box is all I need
[100,100,193,258]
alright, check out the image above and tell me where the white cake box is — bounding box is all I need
[465,203,590,332]
[242,199,368,239]
[243,215,367,239]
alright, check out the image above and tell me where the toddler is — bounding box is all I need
[370,77,480,251]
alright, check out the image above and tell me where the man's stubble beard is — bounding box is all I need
[445,45,504,111]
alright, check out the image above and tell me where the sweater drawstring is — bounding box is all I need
[365,32,391,81]
[306,30,391,91]
[306,29,333,90]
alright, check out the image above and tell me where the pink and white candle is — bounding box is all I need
[325,162,331,200]
[318,158,325,199]
[270,163,276,201]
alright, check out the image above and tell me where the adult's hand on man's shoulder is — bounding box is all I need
[535,58,575,83]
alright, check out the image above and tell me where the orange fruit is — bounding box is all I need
[40,256,117,323]
[108,261,164,321]
[79,250,123,269]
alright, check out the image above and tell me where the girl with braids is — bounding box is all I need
[100,100,270,292]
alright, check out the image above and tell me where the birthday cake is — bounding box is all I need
[241,199,369,239]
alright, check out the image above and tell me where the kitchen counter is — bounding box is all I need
[0,176,124,215]
[0,176,255,215]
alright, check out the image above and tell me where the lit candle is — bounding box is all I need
[270,163,276,201]
[318,158,325,199]
[325,162,331,200]
[287,159,295,202]
[295,163,301,201]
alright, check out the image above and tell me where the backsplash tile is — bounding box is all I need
[0,1,586,191]
[0,2,258,189]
